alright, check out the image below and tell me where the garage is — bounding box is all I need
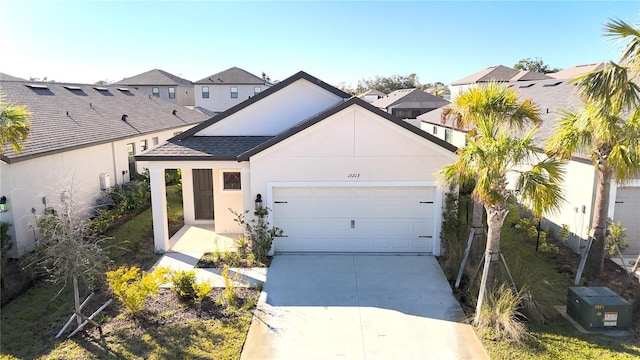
[614,187,640,254]
[271,185,438,253]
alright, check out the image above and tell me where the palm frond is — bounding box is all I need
[516,158,566,217]
[603,18,640,70]
[573,61,640,112]
[0,96,32,154]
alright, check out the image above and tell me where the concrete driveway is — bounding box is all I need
[241,255,488,360]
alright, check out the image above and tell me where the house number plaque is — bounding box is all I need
[347,173,360,178]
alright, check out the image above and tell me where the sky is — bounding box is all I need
[1,0,639,88]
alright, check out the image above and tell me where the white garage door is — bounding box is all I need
[614,187,640,254]
[272,186,436,253]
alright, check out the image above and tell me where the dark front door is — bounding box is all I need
[193,169,214,220]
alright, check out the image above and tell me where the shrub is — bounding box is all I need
[476,284,528,343]
[220,265,239,306]
[193,281,213,303]
[438,191,471,280]
[231,207,283,264]
[107,266,169,314]
[605,220,627,256]
[559,224,570,243]
[171,270,197,299]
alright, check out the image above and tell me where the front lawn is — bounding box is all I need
[0,185,259,360]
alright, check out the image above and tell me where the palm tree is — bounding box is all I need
[441,83,565,323]
[0,93,31,154]
[547,19,640,277]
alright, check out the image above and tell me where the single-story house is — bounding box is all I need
[193,67,272,114]
[0,80,209,256]
[419,74,640,255]
[114,69,195,107]
[136,71,458,255]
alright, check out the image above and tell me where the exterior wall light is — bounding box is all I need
[255,194,263,209]
[0,196,7,213]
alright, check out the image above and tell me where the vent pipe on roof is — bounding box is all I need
[66,111,69,116]
[121,114,128,121]
[172,109,177,115]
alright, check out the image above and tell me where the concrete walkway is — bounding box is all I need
[241,255,489,360]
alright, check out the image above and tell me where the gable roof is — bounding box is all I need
[357,89,386,98]
[174,71,352,140]
[137,97,456,162]
[0,72,27,81]
[547,62,606,80]
[0,81,209,163]
[194,67,269,85]
[114,69,192,86]
[371,88,450,109]
[451,65,520,85]
[510,70,552,82]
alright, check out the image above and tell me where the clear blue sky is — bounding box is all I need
[1,1,639,87]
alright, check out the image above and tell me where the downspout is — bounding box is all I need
[111,141,118,186]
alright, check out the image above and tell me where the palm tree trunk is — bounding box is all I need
[471,200,485,260]
[474,204,509,324]
[586,168,612,277]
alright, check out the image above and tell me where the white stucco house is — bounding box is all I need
[193,67,272,114]
[137,71,458,255]
[419,74,640,255]
[0,80,209,256]
[114,69,195,107]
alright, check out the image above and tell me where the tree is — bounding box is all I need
[514,57,561,74]
[355,73,420,94]
[0,93,31,154]
[93,79,113,85]
[422,82,450,98]
[441,82,565,323]
[28,185,110,330]
[546,18,640,278]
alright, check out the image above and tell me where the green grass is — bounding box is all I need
[1,186,257,360]
[477,204,640,359]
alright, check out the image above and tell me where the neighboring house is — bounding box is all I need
[547,62,605,79]
[419,76,640,255]
[357,89,386,103]
[370,88,450,127]
[193,67,272,114]
[449,65,551,100]
[0,80,209,257]
[114,69,195,106]
[136,71,457,255]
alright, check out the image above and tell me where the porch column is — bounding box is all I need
[149,167,169,252]
[181,168,195,225]
[241,166,252,215]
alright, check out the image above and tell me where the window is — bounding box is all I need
[126,143,136,176]
[230,86,238,98]
[254,86,261,95]
[140,139,148,151]
[445,129,452,143]
[223,172,241,190]
[152,87,159,97]
[152,137,159,145]
[432,126,437,135]
[168,87,176,99]
[202,86,209,98]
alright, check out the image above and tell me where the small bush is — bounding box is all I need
[605,220,627,256]
[231,207,283,264]
[476,284,528,343]
[172,270,197,299]
[220,265,239,306]
[107,266,169,314]
[193,281,213,303]
[559,224,570,243]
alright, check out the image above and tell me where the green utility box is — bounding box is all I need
[567,287,631,329]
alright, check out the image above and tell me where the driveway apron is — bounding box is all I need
[241,255,488,360]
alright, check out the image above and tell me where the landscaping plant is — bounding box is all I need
[231,207,283,263]
[106,266,169,315]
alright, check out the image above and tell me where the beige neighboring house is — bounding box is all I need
[193,67,272,114]
[137,71,457,255]
[420,72,640,255]
[547,62,606,79]
[449,65,551,100]
[0,80,208,257]
[114,69,195,106]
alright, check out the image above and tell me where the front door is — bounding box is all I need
[193,169,214,220]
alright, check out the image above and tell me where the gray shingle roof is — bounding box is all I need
[371,88,450,109]
[114,69,192,86]
[451,65,520,85]
[136,136,273,160]
[0,72,27,81]
[0,81,209,163]
[194,67,269,85]
[510,70,552,82]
